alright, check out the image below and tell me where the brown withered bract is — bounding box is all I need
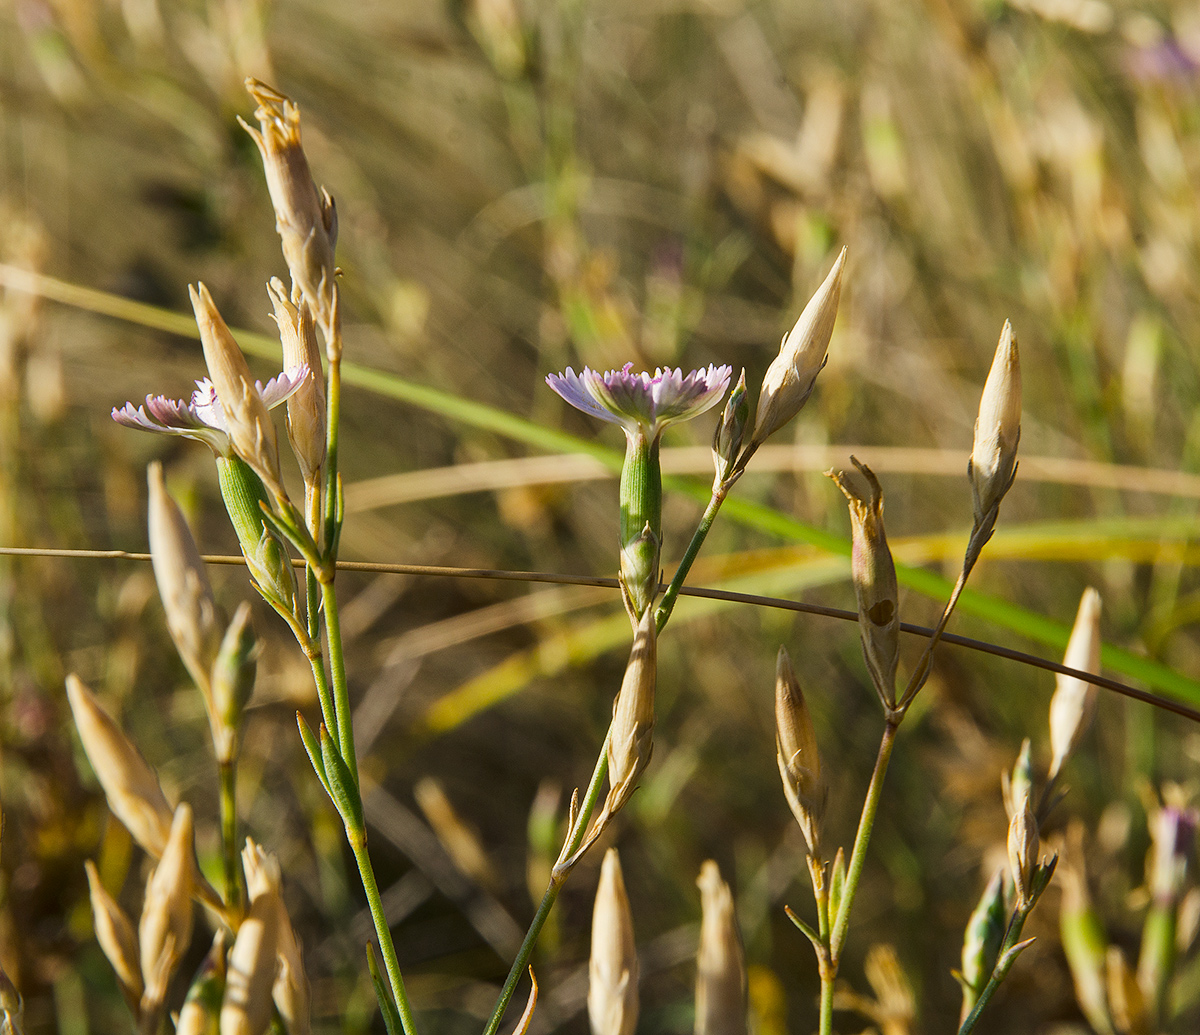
[774,647,826,858]
[267,277,325,488]
[605,605,657,817]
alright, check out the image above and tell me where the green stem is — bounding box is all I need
[323,340,342,560]
[655,486,726,632]
[818,966,835,1035]
[321,575,357,783]
[217,759,242,916]
[350,831,419,1035]
[830,721,899,960]
[483,741,612,1035]
[958,910,1031,1034]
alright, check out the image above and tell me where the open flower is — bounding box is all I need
[547,363,731,442]
[113,370,308,457]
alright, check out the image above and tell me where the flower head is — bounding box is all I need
[547,363,731,441]
[113,371,308,457]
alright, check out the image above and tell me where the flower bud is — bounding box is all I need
[1007,799,1039,910]
[139,803,196,993]
[239,80,338,339]
[222,840,283,1035]
[828,458,899,709]
[774,647,825,857]
[85,860,143,1006]
[711,369,750,488]
[959,868,1008,1014]
[177,932,227,1035]
[694,860,747,1035]
[588,848,639,1035]
[619,522,661,623]
[147,462,223,697]
[273,894,311,1035]
[1048,588,1102,782]
[191,284,285,498]
[1002,738,1033,822]
[210,603,258,764]
[752,247,845,446]
[216,456,296,613]
[969,321,1021,527]
[267,278,325,485]
[605,605,657,817]
[66,675,174,858]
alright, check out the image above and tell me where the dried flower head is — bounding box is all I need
[547,363,731,443]
[969,321,1021,526]
[147,462,223,699]
[694,860,747,1035]
[66,675,174,858]
[1048,588,1102,782]
[139,803,196,995]
[828,458,900,709]
[267,277,326,486]
[588,848,639,1035]
[222,840,283,1035]
[85,860,143,1007]
[606,605,657,817]
[752,247,845,446]
[240,79,338,337]
[774,647,826,857]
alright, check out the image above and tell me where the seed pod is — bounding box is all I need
[221,840,282,1035]
[85,860,143,1006]
[752,247,845,447]
[606,606,657,816]
[1048,588,1102,782]
[147,462,223,699]
[588,848,638,1035]
[969,322,1021,527]
[139,804,196,993]
[210,603,258,765]
[66,675,174,858]
[1007,800,1039,910]
[267,278,325,486]
[239,80,338,340]
[694,860,747,1035]
[828,458,899,709]
[774,647,825,857]
[191,284,285,498]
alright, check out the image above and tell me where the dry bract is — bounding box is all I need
[222,840,283,1035]
[273,894,312,1035]
[606,605,657,817]
[1007,800,1039,910]
[267,277,325,486]
[138,804,196,995]
[695,860,747,1035]
[969,321,1021,526]
[774,647,826,857]
[1048,588,1102,782]
[85,861,143,1005]
[588,848,638,1035]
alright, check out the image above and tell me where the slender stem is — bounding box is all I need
[323,337,343,560]
[898,565,970,711]
[830,721,899,959]
[484,742,612,1035]
[217,759,242,917]
[655,485,726,631]
[818,967,835,1035]
[957,910,1031,1034]
[321,575,357,782]
[349,831,419,1035]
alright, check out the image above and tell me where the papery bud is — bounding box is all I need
[588,848,639,1035]
[712,370,750,489]
[1058,823,1111,1035]
[694,860,747,1035]
[828,458,899,709]
[191,284,285,497]
[177,932,227,1035]
[216,456,297,612]
[1007,800,1039,910]
[85,860,143,1006]
[606,605,657,816]
[240,80,338,339]
[1048,588,1102,782]
[222,840,282,1035]
[0,967,22,1035]
[210,603,258,764]
[66,675,174,858]
[752,247,845,446]
[1002,738,1033,822]
[148,462,223,698]
[958,868,1008,1018]
[969,321,1021,527]
[774,648,825,857]
[267,278,325,485]
[273,894,311,1035]
[139,803,196,993]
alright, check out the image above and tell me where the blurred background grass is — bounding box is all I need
[4,0,1200,1030]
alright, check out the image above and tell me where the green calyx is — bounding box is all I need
[618,429,662,617]
[216,455,297,612]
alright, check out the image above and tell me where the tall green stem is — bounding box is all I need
[818,965,835,1035]
[957,910,1031,1034]
[321,576,357,783]
[830,721,899,959]
[655,485,726,632]
[218,759,242,917]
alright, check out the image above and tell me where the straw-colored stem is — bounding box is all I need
[830,720,899,959]
[349,829,419,1035]
[217,759,243,918]
[483,736,612,1035]
[655,485,727,631]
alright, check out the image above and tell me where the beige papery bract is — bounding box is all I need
[139,805,196,1014]
[588,848,639,1035]
[775,647,826,858]
[605,604,657,817]
[273,886,312,1035]
[969,321,1021,527]
[84,861,143,1008]
[266,277,325,489]
[1047,588,1103,783]
[221,840,283,1035]
[694,861,747,1035]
